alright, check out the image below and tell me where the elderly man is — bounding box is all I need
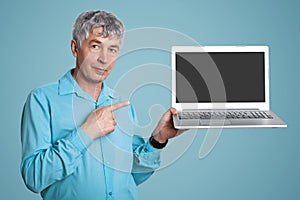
[21,10,184,200]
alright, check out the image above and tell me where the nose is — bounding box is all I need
[97,49,108,64]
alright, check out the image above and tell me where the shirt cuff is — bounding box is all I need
[144,138,162,153]
[68,127,94,153]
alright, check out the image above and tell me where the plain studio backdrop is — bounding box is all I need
[1,0,299,199]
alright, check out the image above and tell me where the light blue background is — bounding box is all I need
[1,0,299,199]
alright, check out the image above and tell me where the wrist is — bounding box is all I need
[150,135,168,149]
[80,124,96,139]
[152,133,168,144]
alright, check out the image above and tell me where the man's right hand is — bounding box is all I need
[81,100,130,139]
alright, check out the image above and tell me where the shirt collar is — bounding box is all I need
[58,69,118,101]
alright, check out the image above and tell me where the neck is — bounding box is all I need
[72,68,102,101]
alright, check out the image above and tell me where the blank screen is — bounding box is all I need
[176,52,265,103]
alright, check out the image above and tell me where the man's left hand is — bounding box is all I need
[151,107,187,144]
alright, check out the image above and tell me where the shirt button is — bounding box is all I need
[109,192,113,196]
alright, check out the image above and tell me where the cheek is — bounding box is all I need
[79,53,98,67]
[108,60,116,70]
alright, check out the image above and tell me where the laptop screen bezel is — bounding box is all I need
[171,46,270,111]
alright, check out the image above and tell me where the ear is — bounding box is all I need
[71,40,78,57]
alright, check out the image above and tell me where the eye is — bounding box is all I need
[109,48,118,54]
[92,45,100,49]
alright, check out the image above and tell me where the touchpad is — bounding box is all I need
[200,119,231,126]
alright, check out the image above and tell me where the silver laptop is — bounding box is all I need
[172,46,287,129]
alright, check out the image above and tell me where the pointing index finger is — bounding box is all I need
[110,100,130,111]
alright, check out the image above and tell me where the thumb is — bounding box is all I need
[169,107,178,115]
[162,107,177,121]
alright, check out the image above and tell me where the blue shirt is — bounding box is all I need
[20,69,161,200]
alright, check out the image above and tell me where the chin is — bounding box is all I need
[93,75,107,82]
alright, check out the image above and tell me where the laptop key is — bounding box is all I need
[179,111,274,120]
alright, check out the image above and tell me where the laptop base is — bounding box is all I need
[173,110,287,129]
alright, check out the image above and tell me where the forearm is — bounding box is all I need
[131,135,161,185]
[21,128,92,193]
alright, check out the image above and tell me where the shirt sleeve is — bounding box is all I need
[129,104,162,185]
[20,90,93,193]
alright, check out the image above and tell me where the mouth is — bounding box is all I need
[92,67,106,74]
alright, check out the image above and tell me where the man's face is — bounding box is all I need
[73,27,121,83]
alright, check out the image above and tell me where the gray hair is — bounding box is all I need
[72,10,124,47]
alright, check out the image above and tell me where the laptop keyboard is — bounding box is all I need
[178,111,273,120]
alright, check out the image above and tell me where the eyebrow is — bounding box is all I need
[89,39,120,49]
[89,39,102,45]
[109,45,120,50]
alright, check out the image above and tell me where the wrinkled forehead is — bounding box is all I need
[91,26,121,42]
[89,27,121,45]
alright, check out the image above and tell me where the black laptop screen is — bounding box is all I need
[175,52,265,103]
